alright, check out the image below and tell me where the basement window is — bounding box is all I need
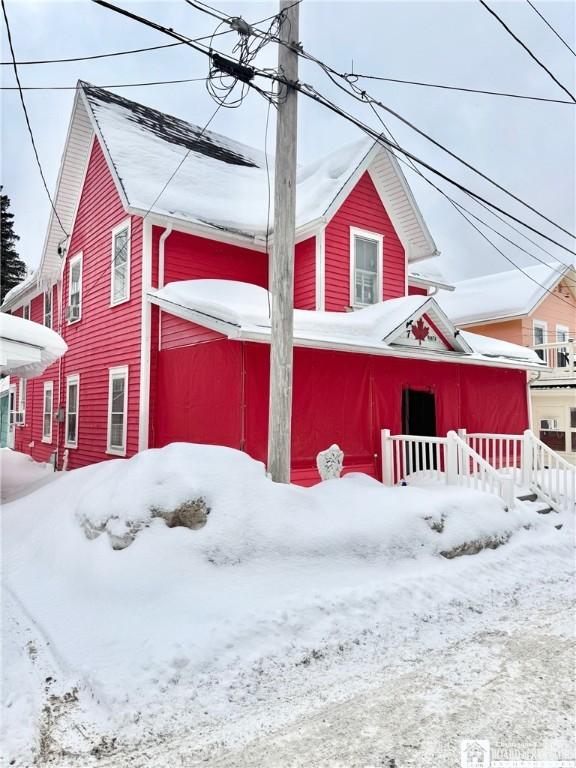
[350,228,383,307]
[107,366,128,455]
[111,221,130,306]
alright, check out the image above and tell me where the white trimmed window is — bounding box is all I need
[556,325,569,367]
[22,303,30,320]
[18,378,26,424]
[44,290,52,328]
[350,228,383,307]
[65,374,80,448]
[68,253,83,323]
[111,221,130,306]
[107,366,128,455]
[533,320,547,361]
[42,381,53,442]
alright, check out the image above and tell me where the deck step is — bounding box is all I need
[516,493,538,502]
[536,506,554,515]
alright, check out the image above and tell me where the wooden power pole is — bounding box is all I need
[267,0,299,483]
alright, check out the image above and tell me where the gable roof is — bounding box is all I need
[148,279,543,369]
[436,263,576,326]
[2,82,439,311]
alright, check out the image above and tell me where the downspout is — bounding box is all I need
[56,246,68,469]
[157,223,173,353]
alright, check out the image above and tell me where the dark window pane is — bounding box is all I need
[539,430,566,452]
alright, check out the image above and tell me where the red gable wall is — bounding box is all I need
[324,171,406,311]
[58,139,143,468]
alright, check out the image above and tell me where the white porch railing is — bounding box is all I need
[381,429,515,509]
[532,340,575,378]
[382,428,576,511]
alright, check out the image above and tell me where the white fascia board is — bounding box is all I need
[146,290,241,338]
[234,328,542,371]
[408,275,455,292]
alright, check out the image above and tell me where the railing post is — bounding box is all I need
[446,430,458,485]
[381,429,393,486]
[521,429,533,487]
[502,476,515,511]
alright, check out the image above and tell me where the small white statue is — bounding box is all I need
[316,444,344,481]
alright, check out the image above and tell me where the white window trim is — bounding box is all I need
[68,252,83,323]
[22,303,30,321]
[107,366,129,456]
[533,319,547,345]
[349,227,384,308]
[44,289,53,328]
[65,374,80,449]
[17,378,26,424]
[42,381,53,443]
[556,324,569,341]
[110,219,131,307]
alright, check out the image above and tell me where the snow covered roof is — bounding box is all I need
[148,280,543,369]
[408,257,454,292]
[0,313,68,378]
[436,263,576,326]
[81,83,437,257]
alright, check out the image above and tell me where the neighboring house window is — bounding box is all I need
[44,290,52,328]
[22,303,30,320]
[533,320,547,361]
[107,366,128,455]
[68,253,83,323]
[65,374,80,448]
[571,408,576,453]
[111,221,130,305]
[350,228,383,307]
[539,417,565,452]
[556,325,569,368]
[42,381,53,442]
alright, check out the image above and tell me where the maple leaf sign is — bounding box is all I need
[411,317,430,345]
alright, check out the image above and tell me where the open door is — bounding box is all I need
[402,389,437,473]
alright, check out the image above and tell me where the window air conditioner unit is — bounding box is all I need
[66,304,80,321]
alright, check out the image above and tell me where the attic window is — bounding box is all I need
[350,228,383,307]
[111,220,130,306]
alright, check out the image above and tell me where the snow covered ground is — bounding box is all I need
[1,444,574,767]
[0,448,59,504]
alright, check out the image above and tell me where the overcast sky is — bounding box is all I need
[1,0,575,282]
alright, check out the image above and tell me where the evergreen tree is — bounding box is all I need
[1,188,27,304]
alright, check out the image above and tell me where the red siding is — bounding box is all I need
[324,172,406,311]
[408,286,428,296]
[56,139,143,469]
[294,236,316,309]
[154,339,529,485]
[161,316,223,350]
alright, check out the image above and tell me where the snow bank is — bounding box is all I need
[0,444,559,763]
[0,449,57,503]
[0,312,68,377]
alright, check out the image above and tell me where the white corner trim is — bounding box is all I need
[349,227,384,308]
[315,228,325,311]
[138,219,153,452]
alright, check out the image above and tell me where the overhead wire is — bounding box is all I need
[1,0,68,237]
[478,0,576,103]
[525,0,576,57]
[89,0,576,259]
[1,76,211,90]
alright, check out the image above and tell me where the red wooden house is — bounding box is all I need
[0,83,542,482]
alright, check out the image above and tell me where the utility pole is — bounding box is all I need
[267,0,299,483]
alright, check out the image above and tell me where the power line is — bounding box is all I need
[1,76,209,90]
[526,0,576,58]
[479,0,576,103]
[342,72,575,105]
[364,102,576,308]
[90,0,576,258]
[1,0,68,237]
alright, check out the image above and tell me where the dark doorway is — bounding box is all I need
[402,389,436,436]
[402,389,437,473]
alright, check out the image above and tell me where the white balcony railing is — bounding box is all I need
[532,340,575,378]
